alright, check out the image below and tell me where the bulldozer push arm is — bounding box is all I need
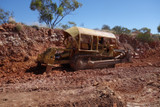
[37,48,72,66]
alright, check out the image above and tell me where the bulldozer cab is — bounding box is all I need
[65,27,117,57]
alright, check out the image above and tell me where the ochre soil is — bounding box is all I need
[0,23,160,107]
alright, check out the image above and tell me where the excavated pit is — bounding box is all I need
[0,23,160,106]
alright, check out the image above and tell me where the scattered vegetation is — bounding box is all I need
[132,28,139,32]
[31,25,40,30]
[139,27,151,34]
[158,25,160,33]
[153,34,160,41]
[136,33,153,43]
[58,21,77,30]
[101,25,110,30]
[100,25,160,43]
[15,24,23,32]
[112,26,131,35]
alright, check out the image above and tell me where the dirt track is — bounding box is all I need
[0,66,160,107]
[0,23,160,107]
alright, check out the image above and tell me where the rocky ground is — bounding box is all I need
[0,23,160,107]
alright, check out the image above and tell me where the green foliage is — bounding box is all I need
[101,25,110,30]
[58,21,76,30]
[57,6,63,16]
[136,33,153,43]
[31,25,40,30]
[157,25,160,33]
[61,24,70,30]
[112,26,131,35]
[112,26,122,34]
[30,0,82,28]
[68,21,76,26]
[0,8,14,24]
[20,22,26,25]
[152,34,160,41]
[15,24,22,32]
[132,28,139,32]
[139,27,151,34]
[121,27,131,34]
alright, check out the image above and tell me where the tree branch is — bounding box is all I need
[52,14,60,28]
[53,10,72,27]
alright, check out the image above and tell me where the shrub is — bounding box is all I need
[20,22,26,25]
[152,34,160,41]
[156,34,160,41]
[15,24,22,32]
[136,33,153,43]
[31,25,39,30]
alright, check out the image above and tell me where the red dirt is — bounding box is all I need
[0,23,160,106]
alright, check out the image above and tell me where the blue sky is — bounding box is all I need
[1,0,160,33]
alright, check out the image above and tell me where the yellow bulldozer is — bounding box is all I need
[37,27,131,72]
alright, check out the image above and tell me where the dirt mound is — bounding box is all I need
[0,23,66,73]
[0,24,160,83]
[0,24,159,73]
[118,34,160,58]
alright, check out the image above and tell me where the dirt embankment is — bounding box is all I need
[0,23,159,74]
[118,34,160,58]
[0,23,66,73]
[0,23,160,106]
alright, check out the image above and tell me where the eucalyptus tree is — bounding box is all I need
[30,0,82,28]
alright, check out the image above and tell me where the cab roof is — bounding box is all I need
[65,27,116,39]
